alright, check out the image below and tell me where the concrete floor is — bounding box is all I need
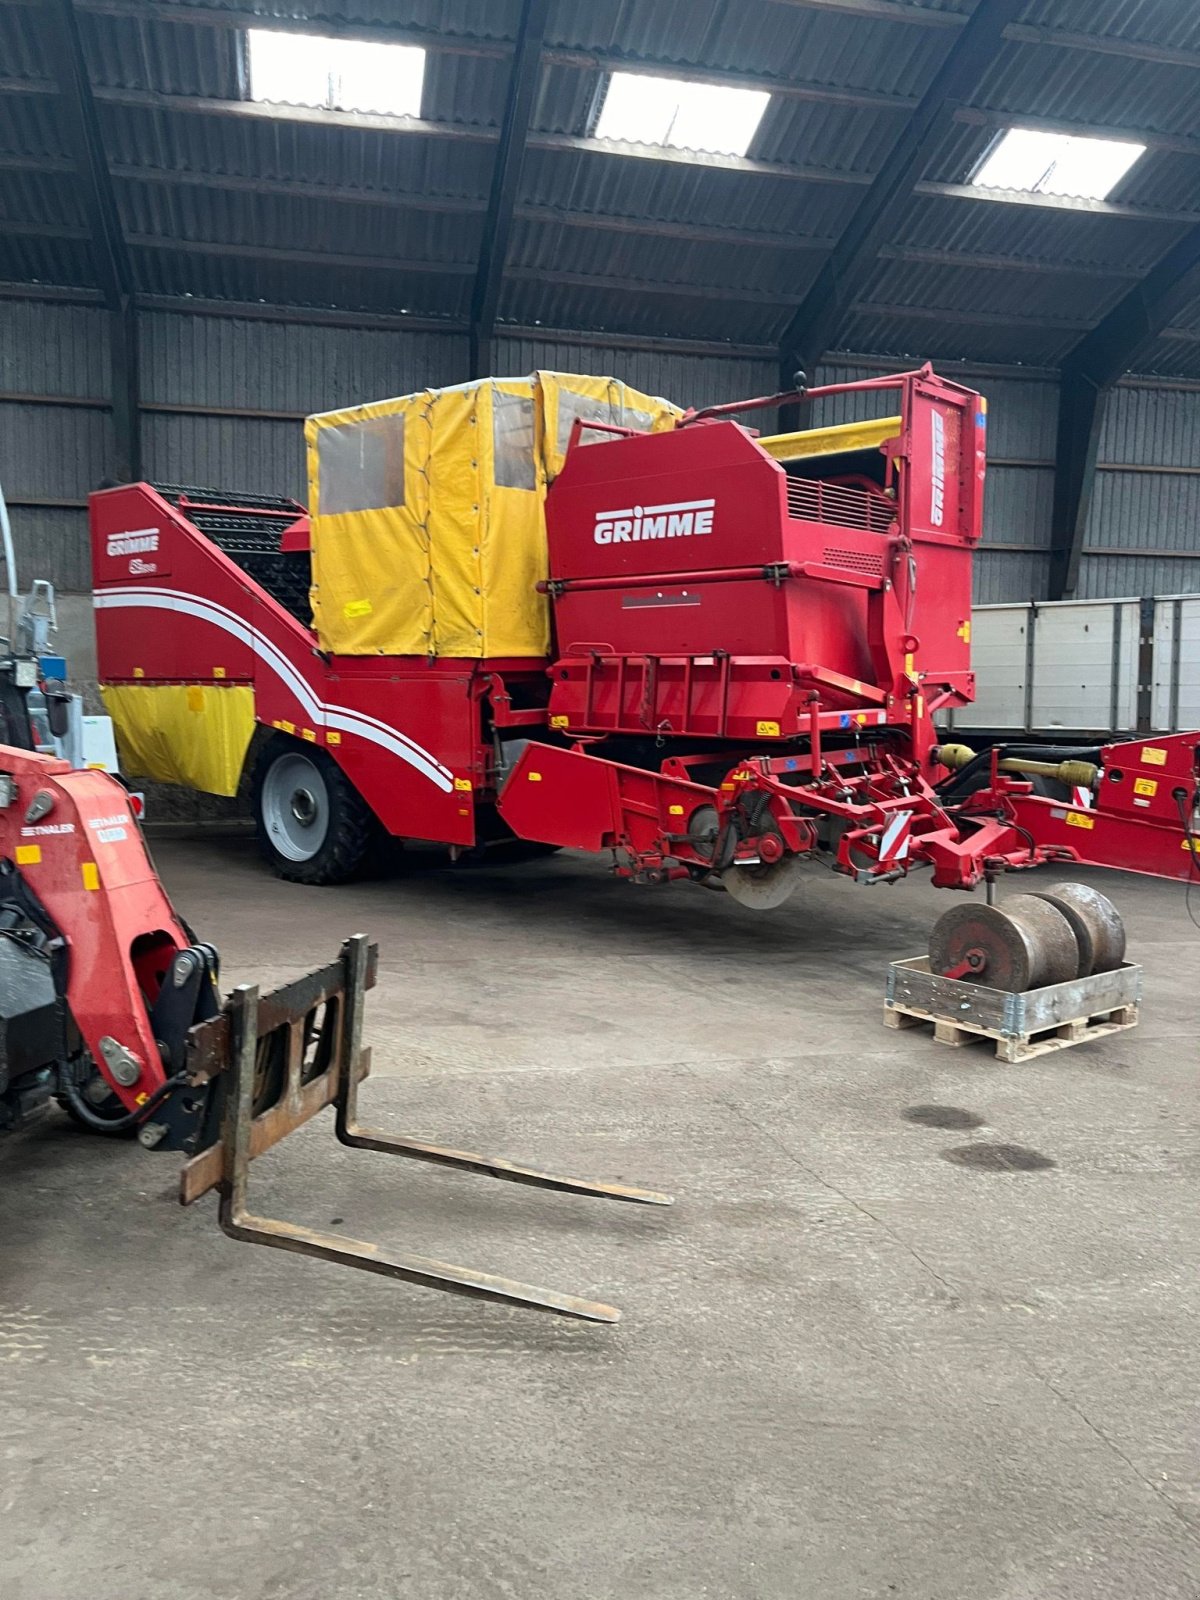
[3,836,1199,1600]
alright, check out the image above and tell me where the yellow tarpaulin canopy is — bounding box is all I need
[758,414,902,463]
[102,683,256,797]
[306,372,679,658]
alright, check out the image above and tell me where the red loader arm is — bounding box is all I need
[0,745,199,1115]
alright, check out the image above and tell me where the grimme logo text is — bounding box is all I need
[594,499,715,545]
[106,529,159,557]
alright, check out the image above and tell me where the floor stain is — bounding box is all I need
[901,1104,986,1131]
[942,1142,1056,1172]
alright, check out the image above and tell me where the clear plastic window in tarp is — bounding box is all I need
[555,387,655,460]
[317,413,406,515]
[492,390,537,491]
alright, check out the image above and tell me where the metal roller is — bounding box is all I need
[928,893,1081,992]
[1028,883,1125,977]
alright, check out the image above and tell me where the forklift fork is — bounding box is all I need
[180,935,671,1322]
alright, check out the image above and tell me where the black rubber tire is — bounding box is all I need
[252,735,378,885]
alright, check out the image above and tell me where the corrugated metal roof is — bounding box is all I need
[0,0,1198,367]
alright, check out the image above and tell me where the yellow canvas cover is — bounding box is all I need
[101,683,256,797]
[306,372,679,658]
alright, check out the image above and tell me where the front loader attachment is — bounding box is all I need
[180,935,671,1322]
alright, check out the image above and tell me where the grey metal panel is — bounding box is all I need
[139,312,468,410]
[0,299,110,396]
[1028,600,1140,734]
[954,603,1029,731]
[141,413,306,503]
[2,506,91,594]
[1077,553,1200,600]
[1085,469,1200,553]
[972,548,1050,604]
[984,467,1054,550]
[0,401,112,500]
[494,333,775,409]
[1100,384,1200,468]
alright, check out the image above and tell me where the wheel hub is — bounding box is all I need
[290,787,318,827]
[261,753,331,863]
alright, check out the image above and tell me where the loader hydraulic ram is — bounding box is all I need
[0,746,670,1321]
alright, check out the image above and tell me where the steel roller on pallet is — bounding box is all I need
[890,882,1139,1063]
[928,883,1126,992]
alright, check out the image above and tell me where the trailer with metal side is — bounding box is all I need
[948,594,1200,742]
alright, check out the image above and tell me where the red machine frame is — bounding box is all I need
[90,367,1200,899]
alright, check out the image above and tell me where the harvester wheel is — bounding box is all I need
[253,736,377,885]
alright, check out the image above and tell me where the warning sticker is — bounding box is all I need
[1140,746,1167,767]
[1065,811,1095,831]
[1133,777,1158,797]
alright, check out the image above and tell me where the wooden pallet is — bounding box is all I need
[884,956,1142,1063]
[884,997,1140,1063]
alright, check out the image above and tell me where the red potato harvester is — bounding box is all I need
[88,366,1200,992]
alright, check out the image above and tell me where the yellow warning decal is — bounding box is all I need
[1141,746,1167,766]
[454,778,472,792]
[957,620,971,643]
[1183,838,1200,853]
[274,719,295,734]
[133,666,145,679]
[326,730,341,745]
[135,1091,148,1106]
[1065,811,1095,831]
[668,804,684,816]
[528,771,542,782]
[15,843,41,866]
[903,652,914,675]
[1134,777,1158,797]
[343,599,373,619]
[213,666,226,679]
[756,720,780,737]
[729,769,752,781]
[301,728,317,742]
[549,715,569,729]
[81,861,100,890]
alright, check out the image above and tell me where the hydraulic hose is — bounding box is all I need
[58,1067,188,1131]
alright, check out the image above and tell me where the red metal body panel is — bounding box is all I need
[0,748,186,1110]
[542,368,979,753]
[90,484,494,847]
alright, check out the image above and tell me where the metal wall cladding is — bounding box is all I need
[984,467,1054,551]
[141,413,305,503]
[495,333,775,410]
[0,301,110,396]
[1077,554,1200,600]
[1086,468,1200,555]
[0,401,112,501]
[1100,384,1200,468]
[139,312,468,410]
[3,507,92,594]
[973,549,1050,605]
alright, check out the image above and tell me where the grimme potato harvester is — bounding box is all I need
[89,364,1199,986]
